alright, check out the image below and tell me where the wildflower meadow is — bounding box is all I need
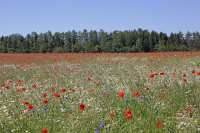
[0,52,200,133]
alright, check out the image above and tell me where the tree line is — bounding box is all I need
[0,29,200,53]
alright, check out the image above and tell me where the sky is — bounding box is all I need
[0,0,200,35]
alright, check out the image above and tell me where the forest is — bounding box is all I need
[0,28,200,53]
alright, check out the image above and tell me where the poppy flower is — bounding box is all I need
[149,73,155,78]
[79,103,85,111]
[41,128,48,133]
[159,72,165,76]
[123,108,132,120]
[60,88,66,93]
[118,89,125,98]
[156,119,164,128]
[52,92,60,98]
[16,79,23,85]
[21,101,30,106]
[196,72,200,76]
[132,91,140,97]
[16,87,26,93]
[32,83,37,89]
[27,104,33,110]
[42,99,48,105]
[149,72,158,79]
[192,70,196,75]
[42,93,48,98]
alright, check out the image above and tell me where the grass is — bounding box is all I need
[0,53,200,133]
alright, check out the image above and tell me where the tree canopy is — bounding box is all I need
[0,29,200,53]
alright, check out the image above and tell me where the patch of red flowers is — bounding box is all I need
[149,72,158,79]
[132,90,140,97]
[156,119,164,129]
[192,70,196,75]
[195,71,200,76]
[32,83,37,89]
[52,92,60,98]
[16,87,26,93]
[21,101,34,110]
[41,128,48,133]
[149,73,155,78]
[159,72,165,76]
[192,70,200,76]
[28,104,33,110]
[79,103,85,111]
[21,101,30,106]
[42,99,48,105]
[123,108,132,120]
[60,87,66,93]
[16,79,23,86]
[118,89,125,98]
[197,72,200,76]
[42,92,48,98]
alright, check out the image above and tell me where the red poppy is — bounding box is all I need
[27,104,33,110]
[60,88,66,93]
[149,73,155,78]
[118,89,125,98]
[132,91,140,97]
[159,72,165,76]
[196,72,200,76]
[52,92,60,98]
[41,128,48,133]
[42,99,48,105]
[16,87,26,93]
[21,101,30,106]
[79,103,85,111]
[149,72,158,78]
[22,87,26,91]
[123,108,132,120]
[42,93,48,98]
[32,83,37,89]
[16,79,23,86]
[192,70,196,75]
[156,119,164,128]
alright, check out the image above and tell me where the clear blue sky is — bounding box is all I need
[0,0,200,35]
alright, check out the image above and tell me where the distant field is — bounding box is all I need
[0,52,200,132]
[1,52,200,64]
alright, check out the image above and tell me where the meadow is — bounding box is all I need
[0,52,200,133]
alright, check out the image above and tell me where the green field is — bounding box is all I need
[0,53,200,133]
